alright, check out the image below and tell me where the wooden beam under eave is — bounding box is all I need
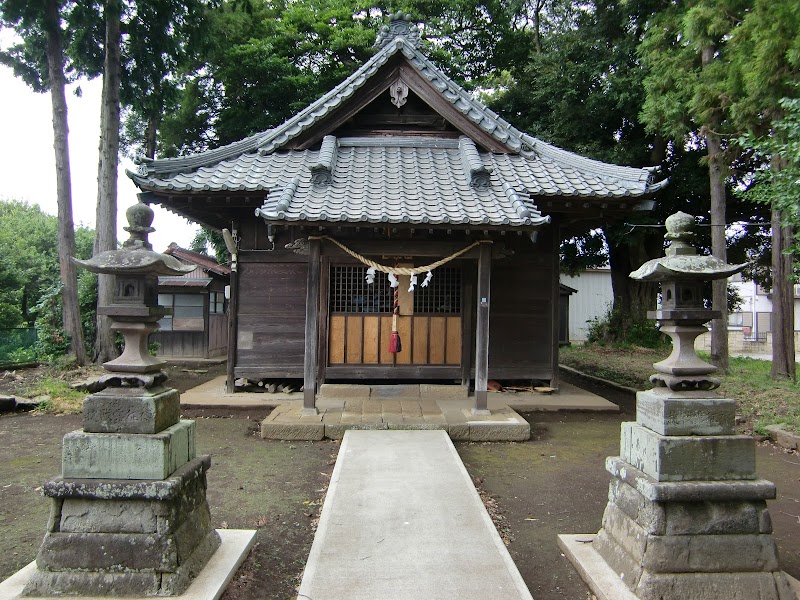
[473,241,492,415]
[303,238,322,413]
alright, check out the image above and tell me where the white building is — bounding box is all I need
[700,272,800,354]
[562,269,800,352]
[561,269,613,342]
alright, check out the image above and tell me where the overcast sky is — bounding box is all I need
[0,67,197,253]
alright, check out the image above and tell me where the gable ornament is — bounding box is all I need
[374,12,422,49]
[389,79,409,108]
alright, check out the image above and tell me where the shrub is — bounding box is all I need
[586,305,667,349]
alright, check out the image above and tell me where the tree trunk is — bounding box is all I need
[533,0,543,54]
[45,0,86,365]
[145,112,159,160]
[607,226,660,323]
[703,46,729,372]
[770,207,796,381]
[93,0,122,363]
[707,128,728,371]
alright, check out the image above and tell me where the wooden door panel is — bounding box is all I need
[329,314,460,366]
[446,316,461,365]
[363,316,380,363]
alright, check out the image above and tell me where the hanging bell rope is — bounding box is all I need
[307,235,492,275]
[389,284,402,354]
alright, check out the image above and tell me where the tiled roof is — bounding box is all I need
[252,141,550,227]
[128,25,667,227]
[164,243,231,276]
[130,36,530,179]
[158,277,212,288]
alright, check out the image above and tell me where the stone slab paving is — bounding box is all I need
[182,378,618,412]
[297,430,534,600]
[0,529,256,600]
[260,393,531,441]
[183,380,617,441]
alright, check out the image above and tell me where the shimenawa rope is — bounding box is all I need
[307,235,492,275]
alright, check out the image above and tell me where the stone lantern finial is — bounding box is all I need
[122,200,156,250]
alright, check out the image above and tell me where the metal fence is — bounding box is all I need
[0,328,37,366]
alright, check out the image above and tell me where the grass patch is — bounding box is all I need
[26,377,85,414]
[560,344,800,434]
[719,357,800,435]
[559,344,667,390]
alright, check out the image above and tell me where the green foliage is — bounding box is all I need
[720,356,800,434]
[0,328,37,365]
[0,200,95,356]
[738,96,800,265]
[0,201,61,327]
[586,305,667,349]
[33,284,70,361]
[560,345,800,432]
[158,0,539,155]
[639,0,746,140]
[26,376,86,414]
[190,227,229,264]
[559,231,608,276]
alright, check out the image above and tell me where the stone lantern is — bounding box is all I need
[560,212,794,600]
[19,201,227,597]
[79,200,193,376]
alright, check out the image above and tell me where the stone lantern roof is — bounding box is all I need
[630,212,747,282]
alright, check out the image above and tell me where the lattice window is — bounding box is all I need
[413,267,461,314]
[329,266,393,313]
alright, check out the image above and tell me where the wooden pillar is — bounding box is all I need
[303,238,321,413]
[549,220,561,390]
[473,241,492,414]
[461,264,475,388]
[225,255,240,393]
[317,256,330,386]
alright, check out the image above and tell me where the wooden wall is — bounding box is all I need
[231,225,558,383]
[328,315,461,366]
[235,260,308,379]
[487,237,556,381]
[207,314,228,357]
[152,330,206,358]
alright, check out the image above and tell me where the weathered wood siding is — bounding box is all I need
[152,330,206,358]
[235,260,307,378]
[207,314,228,357]
[487,246,556,381]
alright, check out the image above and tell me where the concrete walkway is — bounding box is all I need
[297,430,533,600]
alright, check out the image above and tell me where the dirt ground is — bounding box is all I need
[1,367,798,599]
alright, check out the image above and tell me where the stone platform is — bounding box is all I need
[261,383,531,441]
[558,534,800,600]
[0,529,256,600]
[182,380,618,441]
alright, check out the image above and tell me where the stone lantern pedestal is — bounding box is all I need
[8,201,254,598]
[560,212,796,600]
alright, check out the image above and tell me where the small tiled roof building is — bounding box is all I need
[153,244,230,360]
[129,14,664,409]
